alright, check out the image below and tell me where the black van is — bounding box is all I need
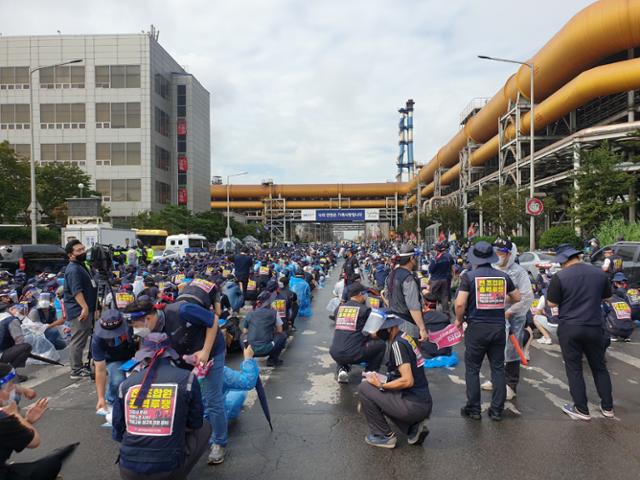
[0,244,68,277]
[590,242,640,286]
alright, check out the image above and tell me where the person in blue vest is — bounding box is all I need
[454,241,520,421]
[428,241,455,313]
[112,333,211,479]
[92,310,136,415]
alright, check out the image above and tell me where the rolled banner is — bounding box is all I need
[509,334,528,366]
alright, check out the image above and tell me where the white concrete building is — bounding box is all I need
[0,33,211,222]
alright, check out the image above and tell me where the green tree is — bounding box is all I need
[570,143,635,235]
[472,185,528,235]
[36,163,98,224]
[427,204,464,237]
[0,142,30,223]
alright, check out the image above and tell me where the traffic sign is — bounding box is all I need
[526,198,544,216]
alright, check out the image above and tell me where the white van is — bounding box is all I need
[165,234,209,257]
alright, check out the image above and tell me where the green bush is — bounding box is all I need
[0,226,60,245]
[539,226,581,250]
[595,218,640,246]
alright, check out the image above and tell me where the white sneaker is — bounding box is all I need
[337,368,349,384]
[506,385,516,401]
[481,381,493,391]
[208,444,225,465]
[537,337,552,345]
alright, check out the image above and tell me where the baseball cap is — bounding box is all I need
[346,282,368,298]
[95,309,128,339]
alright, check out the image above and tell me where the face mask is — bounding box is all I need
[377,329,390,341]
[75,253,87,263]
[0,388,16,407]
[133,327,151,338]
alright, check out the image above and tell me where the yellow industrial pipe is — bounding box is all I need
[211,199,406,210]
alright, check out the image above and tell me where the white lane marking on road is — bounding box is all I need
[530,342,561,358]
[316,346,330,352]
[481,401,521,416]
[628,379,639,384]
[524,366,604,418]
[302,330,317,335]
[607,349,640,369]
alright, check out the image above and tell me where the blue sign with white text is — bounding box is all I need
[316,209,365,222]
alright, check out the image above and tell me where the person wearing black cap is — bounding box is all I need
[428,241,454,313]
[358,315,432,449]
[383,244,429,342]
[342,247,360,286]
[63,239,98,380]
[454,241,520,421]
[112,333,211,479]
[546,243,614,420]
[91,310,137,415]
[330,282,386,384]
[241,291,286,367]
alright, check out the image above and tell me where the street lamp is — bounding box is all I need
[226,171,248,238]
[478,55,536,251]
[78,183,85,198]
[29,58,83,244]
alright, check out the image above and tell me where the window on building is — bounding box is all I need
[154,107,170,136]
[39,65,85,89]
[40,143,86,166]
[154,74,170,99]
[7,144,30,160]
[0,67,30,89]
[0,104,30,129]
[155,146,170,171]
[94,65,140,88]
[155,181,171,204]
[39,103,85,128]
[95,142,141,166]
[94,179,141,202]
[95,103,140,128]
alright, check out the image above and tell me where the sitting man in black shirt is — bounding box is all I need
[358,316,432,449]
[0,362,78,479]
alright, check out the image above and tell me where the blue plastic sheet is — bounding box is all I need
[290,277,312,317]
[423,351,459,369]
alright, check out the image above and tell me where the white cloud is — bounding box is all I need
[6,0,594,185]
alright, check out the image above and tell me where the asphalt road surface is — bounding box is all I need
[11,268,640,480]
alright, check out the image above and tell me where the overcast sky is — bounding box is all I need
[7,0,594,185]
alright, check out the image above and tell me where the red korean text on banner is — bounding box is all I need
[428,324,464,350]
[125,383,178,436]
[178,155,188,173]
[191,278,214,293]
[178,188,188,205]
[475,277,506,310]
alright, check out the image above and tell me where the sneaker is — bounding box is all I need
[536,337,552,345]
[562,404,591,421]
[460,406,481,420]
[337,368,350,384]
[488,409,502,422]
[407,419,429,445]
[506,385,516,401]
[70,368,91,380]
[266,359,283,367]
[207,444,225,465]
[480,381,493,391]
[610,337,620,343]
[622,337,631,343]
[600,406,615,419]
[364,433,397,449]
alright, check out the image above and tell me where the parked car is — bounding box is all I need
[589,241,640,287]
[518,251,560,278]
[153,249,181,261]
[0,244,68,277]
